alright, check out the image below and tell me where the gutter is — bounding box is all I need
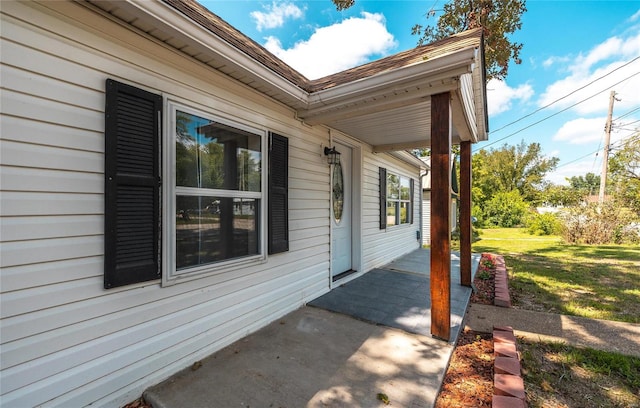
[306,47,476,108]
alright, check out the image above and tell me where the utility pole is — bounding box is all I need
[599,90,620,204]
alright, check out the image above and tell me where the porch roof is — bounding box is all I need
[89,0,488,151]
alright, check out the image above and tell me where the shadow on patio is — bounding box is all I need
[144,249,480,408]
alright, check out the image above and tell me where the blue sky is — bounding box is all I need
[200,0,640,185]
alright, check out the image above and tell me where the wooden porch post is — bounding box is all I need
[460,141,472,287]
[430,92,451,341]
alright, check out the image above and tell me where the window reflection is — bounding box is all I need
[400,177,410,200]
[174,110,263,271]
[175,111,261,191]
[386,172,412,226]
[387,201,398,226]
[387,174,399,199]
[175,195,259,270]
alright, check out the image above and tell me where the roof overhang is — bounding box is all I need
[86,0,488,152]
[298,48,481,150]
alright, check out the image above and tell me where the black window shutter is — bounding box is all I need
[410,178,415,224]
[379,167,387,229]
[268,132,289,254]
[104,79,162,288]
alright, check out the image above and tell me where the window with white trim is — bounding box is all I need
[169,105,266,274]
[380,168,414,228]
[104,79,289,288]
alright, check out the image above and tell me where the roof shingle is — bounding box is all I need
[163,0,483,93]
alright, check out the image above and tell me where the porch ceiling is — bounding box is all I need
[86,0,488,151]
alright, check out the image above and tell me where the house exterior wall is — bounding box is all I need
[422,190,432,245]
[0,2,421,407]
[421,192,457,246]
[361,154,421,271]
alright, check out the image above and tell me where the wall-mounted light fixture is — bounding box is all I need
[324,146,341,165]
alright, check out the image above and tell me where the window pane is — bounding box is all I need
[400,177,410,200]
[176,195,259,270]
[175,111,261,191]
[400,202,410,224]
[387,174,399,199]
[386,201,398,226]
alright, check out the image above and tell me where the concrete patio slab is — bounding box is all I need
[144,307,453,408]
[144,250,481,408]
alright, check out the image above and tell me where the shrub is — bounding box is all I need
[483,190,529,228]
[526,212,562,236]
[560,202,640,244]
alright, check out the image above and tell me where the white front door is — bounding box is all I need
[331,141,352,277]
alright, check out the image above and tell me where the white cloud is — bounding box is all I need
[542,56,570,69]
[263,12,397,79]
[486,78,533,116]
[552,117,606,144]
[250,2,303,31]
[630,9,640,22]
[538,30,640,115]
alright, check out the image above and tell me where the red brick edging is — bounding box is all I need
[493,326,526,407]
[492,255,511,308]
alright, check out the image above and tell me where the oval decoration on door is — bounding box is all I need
[332,160,344,223]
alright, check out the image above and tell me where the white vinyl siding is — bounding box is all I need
[361,154,421,273]
[0,2,421,407]
[0,2,329,407]
[422,191,432,245]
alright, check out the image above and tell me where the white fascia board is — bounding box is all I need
[451,74,477,143]
[472,47,489,141]
[387,151,428,169]
[306,48,477,109]
[116,0,309,106]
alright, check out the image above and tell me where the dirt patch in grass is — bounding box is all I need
[520,340,640,408]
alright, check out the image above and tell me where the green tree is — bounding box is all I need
[331,0,526,81]
[609,134,640,214]
[541,184,583,207]
[567,172,600,197]
[332,0,355,10]
[411,0,526,81]
[472,141,559,206]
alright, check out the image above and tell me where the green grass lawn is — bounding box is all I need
[472,228,640,324]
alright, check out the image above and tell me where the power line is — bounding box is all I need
[591,137,602,172]
[479,70,640,150]
[613,105,640,121]
[556,150,601,170]
[490,56,640,134]
[556,132,640,170]
[618,118,640,127]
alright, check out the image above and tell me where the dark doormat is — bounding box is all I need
[309,268,471,342]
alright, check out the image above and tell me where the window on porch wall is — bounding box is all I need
[379,167,414,229]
